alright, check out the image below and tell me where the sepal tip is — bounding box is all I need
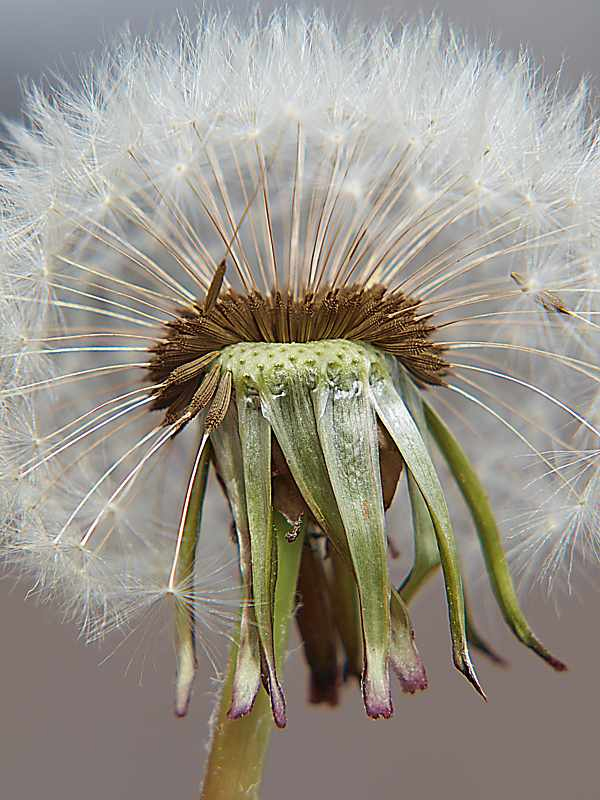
[362,667,393,719]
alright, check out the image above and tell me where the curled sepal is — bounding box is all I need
[423,401,566,672]
[210,405,261,719]
[235,386,286,728]
[389,590,428,693]
[173,438,211,717]
[370,369,485,699]
[312,376,392,719]
[296,540,340,706]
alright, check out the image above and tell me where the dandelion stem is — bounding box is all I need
[200,511,306,800]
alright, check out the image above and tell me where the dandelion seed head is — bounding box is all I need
[0,8,598,718]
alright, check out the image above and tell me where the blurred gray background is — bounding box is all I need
[1,1,599,799]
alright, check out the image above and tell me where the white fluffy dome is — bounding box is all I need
[0,9,598,636]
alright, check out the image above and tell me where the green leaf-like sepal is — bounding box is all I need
[260,368,387,709]
[219,340,427,718]
[235,386,286,727]
[370,367,485,699]
[312,373,393,718]
[210,404,262,719]
[397,380,506,665]
[423,401,566,671]
[173,438,211,717]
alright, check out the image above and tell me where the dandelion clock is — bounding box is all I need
[1,10,599,799]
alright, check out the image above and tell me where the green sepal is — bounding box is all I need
[272,510,307,665]
[312,374,392,719]
[258,368,360,591]
[402,450,507,665]
[260,366,386,711]
[423,401,566,671]
[370,368,485,699]
[173,438,211,718]
[235,386,286,727]
[210,405,262,719]
[260,369,344,539]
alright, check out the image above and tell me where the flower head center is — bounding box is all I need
[147,280,447,432]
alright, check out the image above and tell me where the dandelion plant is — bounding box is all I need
[0,10,599,799]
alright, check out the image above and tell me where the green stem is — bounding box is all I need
[200,511,306,800]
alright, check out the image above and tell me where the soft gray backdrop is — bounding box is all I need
[1,2,599,799]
